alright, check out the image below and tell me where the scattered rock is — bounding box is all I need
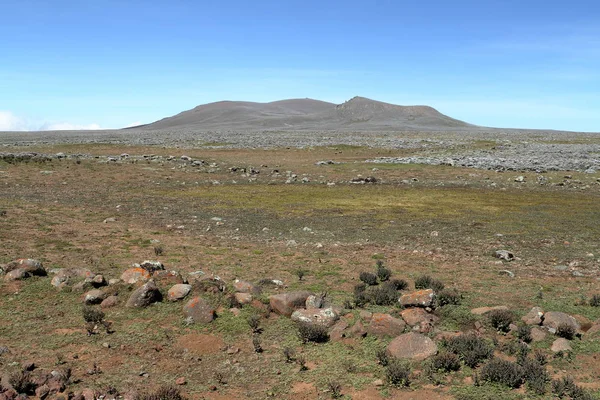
[471,305,509,315]
[137,260,165,273]
[329,319,350,342]
[269,291,312,316]
[542,311,580,332]
[498,270,515,278]
[126,280,162,308]
[522,307,544,325]
[494,250,514,261]
[183,297,216,323]
[234,292,253,305]
[153,270,185,286]
[348,320,368,338]
[551,338,572,353]
[4,258,46,277]
[401,308,439,331]
[103,217,117,223]
[167,284,192,301]
[386,332,438,360]
[100,295,119,309]
[368,313,406,337]
[83,289,107,305]
[305,294,326,309]
[175,377,186,385]
[530,327,547,342]
[120,267,152,284]
[399,289,435,308]
[233,279,260,294]
[291,307,339,328]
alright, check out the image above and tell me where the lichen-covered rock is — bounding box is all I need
[386,332,438,360]
[291,307,339,328]
[4,258,46,276]
[121,267,152,284]
[126,280,162,308]
[522,307,544,325]
[83,289,107,305]
[183,296,215,323]
[167,284,192,301]
[399,289,435,308]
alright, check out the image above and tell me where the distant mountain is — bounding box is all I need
[136,96,474,131]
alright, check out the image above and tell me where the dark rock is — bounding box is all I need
[126,280,162,308]
[183,296,215,323]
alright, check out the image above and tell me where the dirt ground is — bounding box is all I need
[1,144,600,399]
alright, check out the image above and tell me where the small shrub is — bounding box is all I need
[521,358,549,395]
[295,268,306,281]
[252,336,263,353]
[429,352,461,372]
[153,245,164,256]
[589,294,600,307]
[359,271,378,286]
[556,323,576,340]
[283,346,296,363]
[444,334,494,368]
[437,288,461,306]
[376,347,389,366]
[9,370,36,394]
[297,354,308,371]
[354,283,367,294]
[551,376,594,399]
[533,349,547,366]
[414,275,444,292]
[369,284,398,306]
[297,322,329,343]
[388,278,408,291]
[327,380,342,398]
[82,306,105,323]
[247,314,261,334]
[135,386,186,400]
[343,359,357,373]
[516,324,532,343]
[480,358,524,388]
[376,261,392,282]
[386,359,411,387]
[515,341,530,365]
[353,291,368,308]
[487,309,513,332]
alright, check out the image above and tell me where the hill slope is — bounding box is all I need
[138,96,474,131]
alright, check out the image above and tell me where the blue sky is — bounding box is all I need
[1,0,599,132]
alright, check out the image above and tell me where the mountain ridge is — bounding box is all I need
[134,96,475,131]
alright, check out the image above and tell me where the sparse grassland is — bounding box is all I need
[1,143,600,399]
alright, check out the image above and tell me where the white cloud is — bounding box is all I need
[0,111,28,131]
[0,110,103,131]
[38,122,102,131]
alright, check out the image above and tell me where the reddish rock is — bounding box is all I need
[35,384,50,399]
[234,292,253,305]
[153,270,185,287]
[399,289,435,308]
[348,320,367,338]
[521,307,544,325]
[401,308,439,327]
[542,311,580,332]
[126,280,162,308]
[530,327,547,342]
[100,295,119,308]
[386,332,438,360]
[183,296,215,323]
[120,267,151,284]
[269,291,312,316]
[329,319,350,341]
[5,258,46,276]
[175,377,186,385]
[167,284,192,301]
[471,305,509,315]
[368,313,406,337]
[551,338,572,353]
[233,279,260,294]
[359,310,373,322]
[291,307,339,327]
[4,268,27,281]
